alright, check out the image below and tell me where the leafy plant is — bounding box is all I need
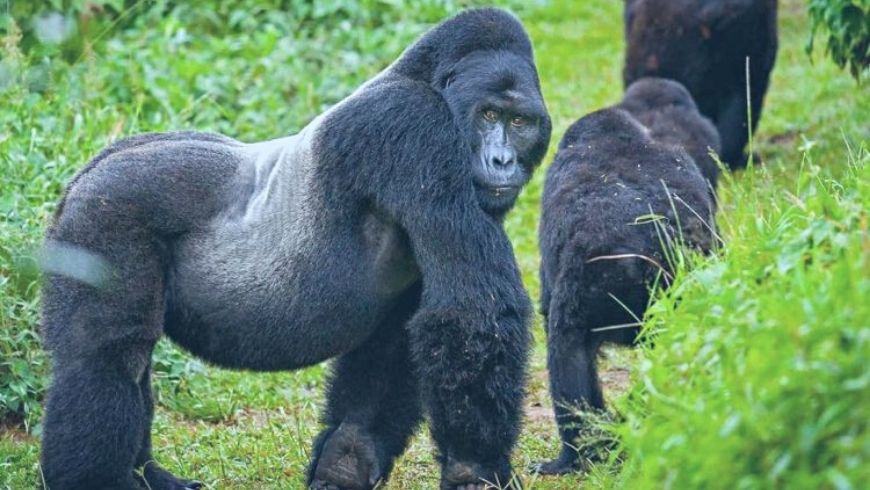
[807,0,869,79]
[606,147,869,489]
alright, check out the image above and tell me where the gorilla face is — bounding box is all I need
[441,51,550,215]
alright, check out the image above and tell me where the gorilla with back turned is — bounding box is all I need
[624,0,778,169]
[535,79,717,475]
[39,9,551,490]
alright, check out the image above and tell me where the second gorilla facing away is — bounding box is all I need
[39,9,550,490]
[537,78,718,475]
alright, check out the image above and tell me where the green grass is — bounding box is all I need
[1,0,868,488]
[600,149,869,489]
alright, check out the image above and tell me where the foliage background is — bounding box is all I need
[807,0,869,79]
[1,0,867,488]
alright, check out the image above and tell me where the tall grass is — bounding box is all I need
[598,145,869,489]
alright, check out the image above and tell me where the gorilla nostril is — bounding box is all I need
[491,154,516,168]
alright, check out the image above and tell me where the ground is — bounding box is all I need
[0,0,867,488]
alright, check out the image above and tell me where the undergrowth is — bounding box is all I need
[598,146,869,489]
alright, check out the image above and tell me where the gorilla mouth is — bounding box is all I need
[490,186,518,196]
[476,184,521,214]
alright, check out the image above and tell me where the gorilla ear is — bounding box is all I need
[440,70,456,89]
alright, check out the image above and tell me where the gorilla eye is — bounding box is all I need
[483,110,499,122]
[510,116,528,127]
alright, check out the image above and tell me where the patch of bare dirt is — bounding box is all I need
[524,360,633,429]
[0,420,35,444]
[766,130,800,146]
[525,405,553,423]
[600,367,631,393]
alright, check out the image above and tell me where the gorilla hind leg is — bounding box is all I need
[135,363,202,490]
[309,288,423,490]
[40,228,167,489]
[535,329,605,476]
[533,279,606,476]
[716,91,753,169]
[41,351,150,490]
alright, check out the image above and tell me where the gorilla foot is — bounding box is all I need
[531,441,614,476]
[530,456,579,476]
[311,423,382,490]
[441,458,515,490]
[138,463,202,490]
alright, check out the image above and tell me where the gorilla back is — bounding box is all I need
[535,106,716,475]
[41,8,550,490]
[623,0,778,169]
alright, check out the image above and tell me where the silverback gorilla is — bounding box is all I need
[535,84,716,475]
[39,9,551,490]
[623,0,778,169]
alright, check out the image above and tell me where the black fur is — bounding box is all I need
[40,9,550,490]
[619,77,722,190]
[623,0,778,169]
[535,96,716,475]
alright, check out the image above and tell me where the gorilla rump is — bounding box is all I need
[623,0,778,169]
[535,92,716,475]
[39,9,551,490]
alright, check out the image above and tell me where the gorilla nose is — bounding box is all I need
[480,148,521,189]
[490,149,516,168]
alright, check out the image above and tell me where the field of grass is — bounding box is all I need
[1,0,867,488]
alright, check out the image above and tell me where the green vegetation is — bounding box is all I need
[807,0,869,79]
[605,152,869,489]
[1,0,867,488]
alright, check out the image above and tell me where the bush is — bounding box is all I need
[807,0,869,79]
[607,146,869,489]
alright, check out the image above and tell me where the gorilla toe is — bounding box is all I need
[531,442,612,476]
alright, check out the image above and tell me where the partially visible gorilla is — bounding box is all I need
[624,0,778,169]
[535,85,717,475]
[40,9,551,490]
[619,77,722,190]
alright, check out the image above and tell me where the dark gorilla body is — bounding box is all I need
[619,77,722,190]
[40,9,550,490]
[623,0,778,169]
[535,88,716,475]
